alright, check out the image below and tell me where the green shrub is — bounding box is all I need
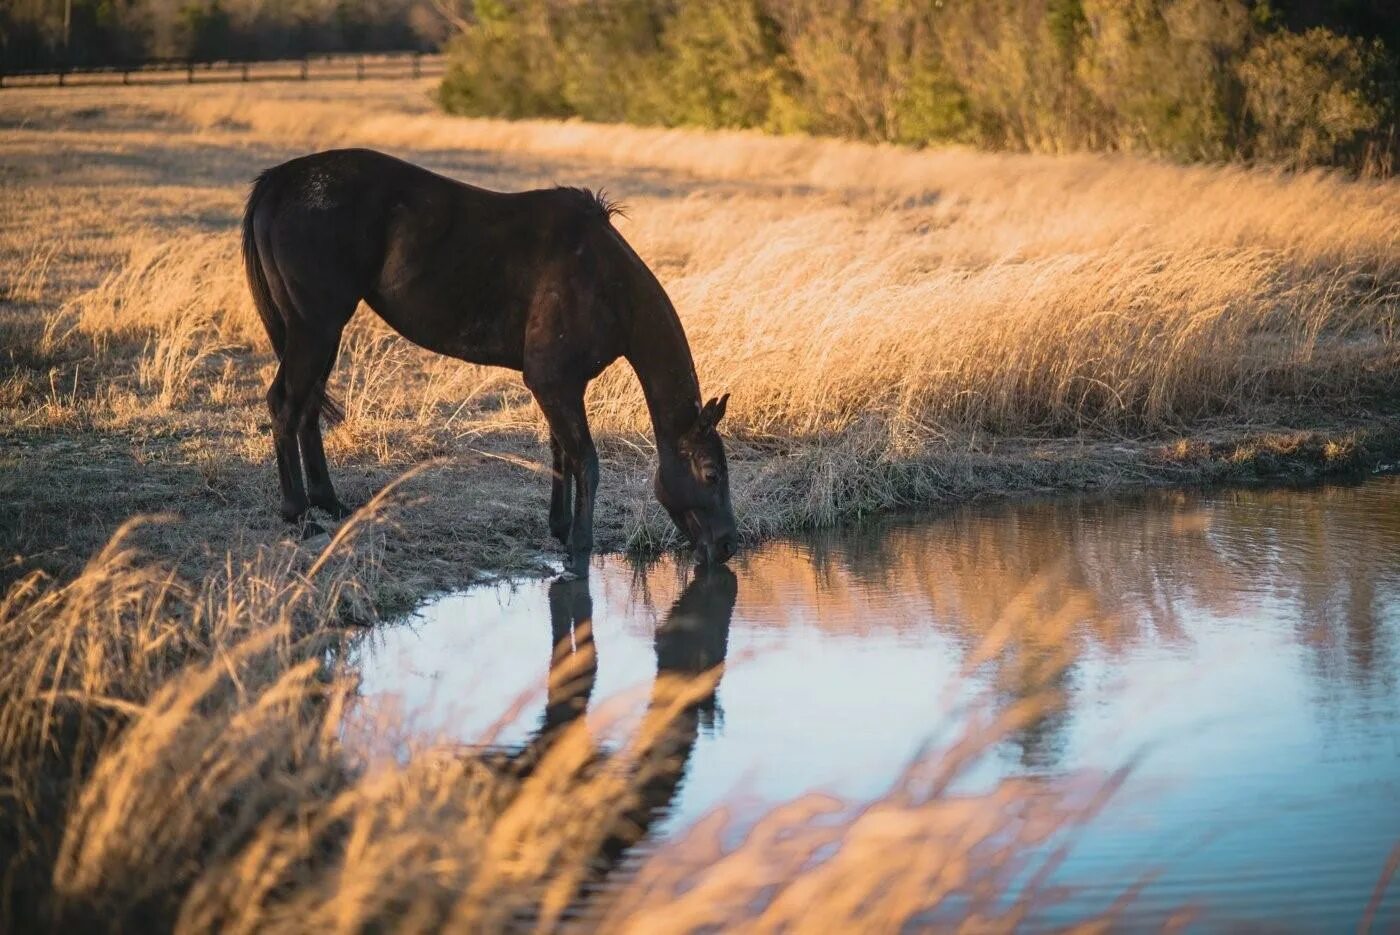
[1239,26,1392,168]
[437,0,571,119]
[771,0,967,144]
[436,0,1399,172]
[557,0,668,124]
[660,0,804,133]
[932,0,1095,152]
[891,54,974,147]
[1076,0,1252,161]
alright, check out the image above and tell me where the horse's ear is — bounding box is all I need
[698,395,728,432]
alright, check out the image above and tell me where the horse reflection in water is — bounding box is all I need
[504,564,738,880]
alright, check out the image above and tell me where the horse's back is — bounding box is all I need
[248,149,456,284]
[244,148,635,372]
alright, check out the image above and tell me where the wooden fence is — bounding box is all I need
[0,51,445,90]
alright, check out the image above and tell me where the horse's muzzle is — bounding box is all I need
[695,529,737,566]
[711,532,737,564]
[683,510,737,565]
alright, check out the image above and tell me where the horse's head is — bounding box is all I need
[655,394,737,565]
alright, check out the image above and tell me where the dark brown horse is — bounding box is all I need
[241,148,736,575]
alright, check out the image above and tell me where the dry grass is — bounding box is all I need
[57,83,1400,443]
[2,511,1139,932]
[2,83,1398,925]
[6,79,1399,589]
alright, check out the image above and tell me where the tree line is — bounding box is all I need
[2,0,446,70]
[437,0,1400,172]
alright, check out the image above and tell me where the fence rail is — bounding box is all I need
[0,51,445,89]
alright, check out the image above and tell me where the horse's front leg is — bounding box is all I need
[527,379,598,578]
[570,438,600,577]
[549,433,574,546]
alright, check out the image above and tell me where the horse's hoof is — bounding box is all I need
[315,499,355,521]
[280,501,310,524]
[301,519,327,536]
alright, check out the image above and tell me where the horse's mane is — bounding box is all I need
[558,186,627,221]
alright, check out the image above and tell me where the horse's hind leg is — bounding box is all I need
[267,361,310,523]
[270,254,356,523]
[273,321,348,525]
[299,338,352,520]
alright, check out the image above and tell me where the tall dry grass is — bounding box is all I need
[72,88,1400,410]
[4,81,1398,584]
[41,83,1400,541]
[3,82,1399,931]
[1,504,1134,932]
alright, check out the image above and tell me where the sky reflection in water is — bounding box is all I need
[355,475,1400,930]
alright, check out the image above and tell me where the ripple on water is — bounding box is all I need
[354,475,1400,930]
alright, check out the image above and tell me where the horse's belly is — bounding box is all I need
[366,292,525,372]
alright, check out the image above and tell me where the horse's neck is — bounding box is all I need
[624,295,701,447]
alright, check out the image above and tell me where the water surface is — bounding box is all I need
[356,476,1400,930]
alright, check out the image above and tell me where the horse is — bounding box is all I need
[241,148,737,576]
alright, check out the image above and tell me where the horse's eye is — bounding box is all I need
[700,466,719,485]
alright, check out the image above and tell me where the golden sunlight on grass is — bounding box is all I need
[2,80,1399,927]
[6,79,1397,583]
[60,83,1400,444]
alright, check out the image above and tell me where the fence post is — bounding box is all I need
[356,55,364,81]
[187,61,194,83]
[241,62,249,82]
[412,52,421,79]
[57,66,65,87]
[123,69,130,85]
[300,57,308,81]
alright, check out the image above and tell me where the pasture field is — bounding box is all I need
[4,78,1400,593]
[0,79,1398,930]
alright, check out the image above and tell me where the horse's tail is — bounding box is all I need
[242,171,285,358]
[242,171,345,428]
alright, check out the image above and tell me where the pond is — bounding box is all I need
[355,475,1400,930]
